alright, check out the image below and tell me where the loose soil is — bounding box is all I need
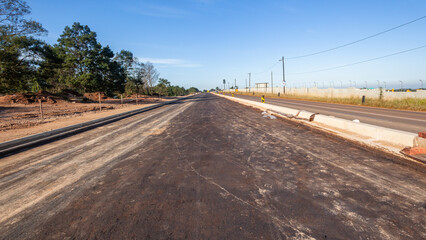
[0,95,169,143]
[0,94,425,239]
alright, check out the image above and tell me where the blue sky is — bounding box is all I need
[29,0,426,90]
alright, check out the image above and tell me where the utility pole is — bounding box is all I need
[271,71,273,94]
[383,81,387,89]
[279,56,286,94]
[223,79,226,90]
[420,79,423,89]
[245,78,247,90]
[248,73,251,92]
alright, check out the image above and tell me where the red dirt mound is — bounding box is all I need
[0,92,62,104]
[84,92,108,101]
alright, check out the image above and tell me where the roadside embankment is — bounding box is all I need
[0,94,198,155]
[0,103,156,143]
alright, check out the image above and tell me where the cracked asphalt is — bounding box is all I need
[0,93,425,239]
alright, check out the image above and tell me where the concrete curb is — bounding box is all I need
[215,93,418,150]
[0,95,194,156]
[313,114,416,147]
[297,110,316,120]
[414,137,426,147]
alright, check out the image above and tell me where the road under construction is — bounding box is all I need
[0,93,425,239]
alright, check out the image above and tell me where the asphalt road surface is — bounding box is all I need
[1,93,425,239]
[227,93,426,134]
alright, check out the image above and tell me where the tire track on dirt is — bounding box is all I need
[0,101,193,235]
[1,93,424,239]
[183,95,426,238]
[168,98,318,239]
[218,98,426,203]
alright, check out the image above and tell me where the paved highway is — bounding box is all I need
[1,93,425,239]
[227,93,426,133]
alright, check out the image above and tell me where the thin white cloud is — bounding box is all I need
[178,63,203,68]
[138,57,201,68]
[138,58,182,64]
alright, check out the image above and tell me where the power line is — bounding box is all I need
[251,61,280,75]
[288,44,426,75]
[286,15,426,60]
[237,16,425,85]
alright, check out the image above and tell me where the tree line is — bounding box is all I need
[0,0,199,97]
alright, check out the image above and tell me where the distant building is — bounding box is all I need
[255,83,268,88]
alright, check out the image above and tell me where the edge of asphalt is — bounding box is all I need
[214,93,426,167]
[0,94,196,157]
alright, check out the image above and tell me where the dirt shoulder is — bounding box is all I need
[1,94,424,239]
[0,97,171,143]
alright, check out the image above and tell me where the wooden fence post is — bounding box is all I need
[39,98,44,122]
[98,92,102,111]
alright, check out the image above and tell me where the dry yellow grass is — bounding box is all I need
[227,92,426,112]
